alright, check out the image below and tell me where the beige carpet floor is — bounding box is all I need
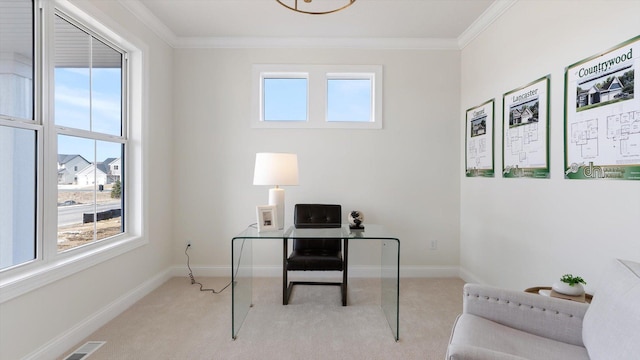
[60,277,465,360]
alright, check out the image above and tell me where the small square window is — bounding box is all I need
[327,78,372,122]
[263,78,308,121]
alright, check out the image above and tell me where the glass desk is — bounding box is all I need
[231,224,400,341]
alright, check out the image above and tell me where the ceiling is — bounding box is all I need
[121,0,516,49]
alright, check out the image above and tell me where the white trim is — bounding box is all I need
[169,264,230,278]
[457,0,518,49]
[176,36,460,50]
[401,266,461,278]
[23,267,172,360]
[116,0,178,46]
[172,265,461,279]
[458,266,486,285]
[0,235,146,303]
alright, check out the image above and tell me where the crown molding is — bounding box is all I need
[121,0,516,50]
[117,0,178,46]
[175,36,460,50]
[457,0,518,49]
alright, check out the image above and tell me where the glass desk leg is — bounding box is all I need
[381,239,400,341]
[232,237,253,340]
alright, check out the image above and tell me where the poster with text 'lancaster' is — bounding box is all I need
[565,35,640,180]
[502,76,550,178]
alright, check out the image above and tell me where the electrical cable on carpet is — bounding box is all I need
[185,244,230,294]
[185,225,252,294]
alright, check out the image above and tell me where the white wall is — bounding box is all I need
[0,1,174,359]
[172,48,461,275]
[460,0,640,292]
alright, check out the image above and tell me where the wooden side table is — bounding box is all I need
[525,286,592,304]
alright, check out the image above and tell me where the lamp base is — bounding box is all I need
[268,187,285,230]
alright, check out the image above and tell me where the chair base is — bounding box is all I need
[284,281,347,306]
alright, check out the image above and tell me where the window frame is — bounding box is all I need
[0,0,147,303]
[53,9,128,252]
[251,64,383,129]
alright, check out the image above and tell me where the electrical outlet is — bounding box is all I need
[430,240,438,250]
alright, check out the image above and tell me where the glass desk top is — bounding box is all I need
[234,224,397,240]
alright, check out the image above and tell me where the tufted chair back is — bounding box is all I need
[293,204,341,252]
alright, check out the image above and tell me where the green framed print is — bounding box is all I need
[502,75,551,178]
[465,99,494,177]
[564,35,640,180]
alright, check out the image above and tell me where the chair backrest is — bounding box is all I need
[293,204,341,251]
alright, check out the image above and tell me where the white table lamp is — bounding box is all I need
[253,153,299,229]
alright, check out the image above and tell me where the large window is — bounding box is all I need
[54,14,125,252]
[0,0,141,290]
[252,64,383,129]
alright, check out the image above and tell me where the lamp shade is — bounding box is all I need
[253,153,299,186]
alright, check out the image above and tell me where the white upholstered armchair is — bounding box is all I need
[447,259,640,360]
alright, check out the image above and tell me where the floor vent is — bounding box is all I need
[64,341,106,360]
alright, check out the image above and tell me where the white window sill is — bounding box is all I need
[0,235,147,303]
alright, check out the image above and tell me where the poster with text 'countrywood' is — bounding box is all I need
[565,35,640,180]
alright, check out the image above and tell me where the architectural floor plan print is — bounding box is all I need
[467,137,487,165]
[571,111,640,159]
[506,122,541,165]
[607,111,640,156]
[570,111,640,162]
[570,118,599,158]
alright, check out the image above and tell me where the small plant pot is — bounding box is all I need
[552,281,585,296]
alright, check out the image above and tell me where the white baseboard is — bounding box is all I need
[25,268,173,360]
[458,266,485,284]
[171,265,461,279]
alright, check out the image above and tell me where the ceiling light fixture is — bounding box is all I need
[275,0,356,15]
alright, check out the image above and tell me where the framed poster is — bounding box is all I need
[502,75,550,178]
[564,35,640,180]
[465,99,494,177]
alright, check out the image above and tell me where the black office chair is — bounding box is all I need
[283,204,347,306]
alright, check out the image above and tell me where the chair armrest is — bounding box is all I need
[462,283,589,346]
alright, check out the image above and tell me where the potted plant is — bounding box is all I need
[552,274,587,296]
